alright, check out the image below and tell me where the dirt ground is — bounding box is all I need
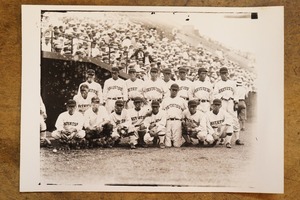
[40,93,257,188]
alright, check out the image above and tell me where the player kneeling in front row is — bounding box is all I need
[143,100,167,148]
[206,99,234,148]
[51,99,86,151]
[109,100,137,149]
[84,96,113,148]
[181,100,215,147]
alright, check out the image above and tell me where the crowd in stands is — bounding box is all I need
[41,12,257,93]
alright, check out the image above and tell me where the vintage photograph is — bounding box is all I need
[21,6,283,193]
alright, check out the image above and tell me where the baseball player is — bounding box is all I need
[125,68,145,109]
[236,79,248,131]
[77,69,103,104]
[181,100,211,146]
[109,100,136,149]
[143,100,167,148]
[73,84,93,115]
[190,67,213,113]
[84,96,113,148]
[162,68,175,99]
[161,84,187,147]
[51,99,86,151]
[206,99,234,148]
[127,97,151,148]
[40,96,51,146]
[176,67,193,102]
[213,67,244,145]
[142,67,166,106]
[103,67,128,113]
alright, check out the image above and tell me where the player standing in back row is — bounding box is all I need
[77,69,103,104]
[125,68,144,109]
[190,67,213,113]
[213,67,244,145]
[103,67,128,113]
[176,67,193,102]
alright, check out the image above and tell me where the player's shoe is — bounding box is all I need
[182,142,193,147]
[225,143,232,148]
[241,128,245,131]
[141,143,148,148]
[130,144,136,149]
[159,143,165,149]
[219,138,225,145]
[235,139,244,145]
[198,140,205,147]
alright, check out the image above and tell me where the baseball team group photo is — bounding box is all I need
[38,10,258,188]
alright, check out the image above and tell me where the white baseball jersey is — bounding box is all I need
[55,111,84,132]
[161,96,186,119]
[103,78,128,101]
[143,79,166,100]
[84,106,110,129]
[78,81,103,103]
[109,109,132,128]
[190,80,213,101]
[162,79,175,99]
[213,80,238,101]
[127,107,150,127]
[182,109,207,136]
[144,109,167,132]
[176,79,193,100]
[73,94,93,114]
[206,109,233,134]
[236,86,248,100]
[125,78,144,99]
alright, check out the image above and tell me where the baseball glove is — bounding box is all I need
[148,123,158,137]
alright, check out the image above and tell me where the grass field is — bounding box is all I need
[40,94,257,189]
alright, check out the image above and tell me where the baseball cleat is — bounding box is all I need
[159,143,165,149]
[219,138,225,145]
[235,139,244,145]
[225,143,232,148]
[130,144,136,149]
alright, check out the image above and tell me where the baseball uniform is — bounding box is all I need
[103,77,128,113]
[161,96,186,147]
[78,81,103,103]
[51,110,85,139]
[190,79,213,113]
[125,78,144,109]
[73,93,93,114]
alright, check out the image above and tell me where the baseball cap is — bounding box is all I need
[163,68,172,74]
[219,67,228,74]
[212,99,222,105]
[115,100,124,106]
[178,67,186,73]
[198,67,208,74]
[151,100,160,107]
[91,96,100,103]
[188,100,198,107]
[170,83,179,90]
[150,67,158,73]
[66,99,76,107]
[87,69,95,75]
[128,68,136,73]
[133,97,143,103]
[111,67,119,72]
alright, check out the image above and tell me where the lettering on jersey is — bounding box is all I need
[128,87,138,92]
[210,119,224,128]
[78,104,90,109]
[144,87,163,94]
[108,86,123,92]
[219,87,233,93]
[116,119,126,125]
[179,86,189,91]
[165,104,182,110]
[64,122,78,126]
[131,116,145,122]
[89,89,98,95]
[194,87,211,93]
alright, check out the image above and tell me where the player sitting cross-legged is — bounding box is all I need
[83,96,113,148]
[51,99,86,151]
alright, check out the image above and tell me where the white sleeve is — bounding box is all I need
[103,80,108,102]
[97,83,104,104]
[55,113,64,131]
[75,113,84,131]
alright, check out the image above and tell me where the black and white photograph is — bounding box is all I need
[21,6,284,193]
